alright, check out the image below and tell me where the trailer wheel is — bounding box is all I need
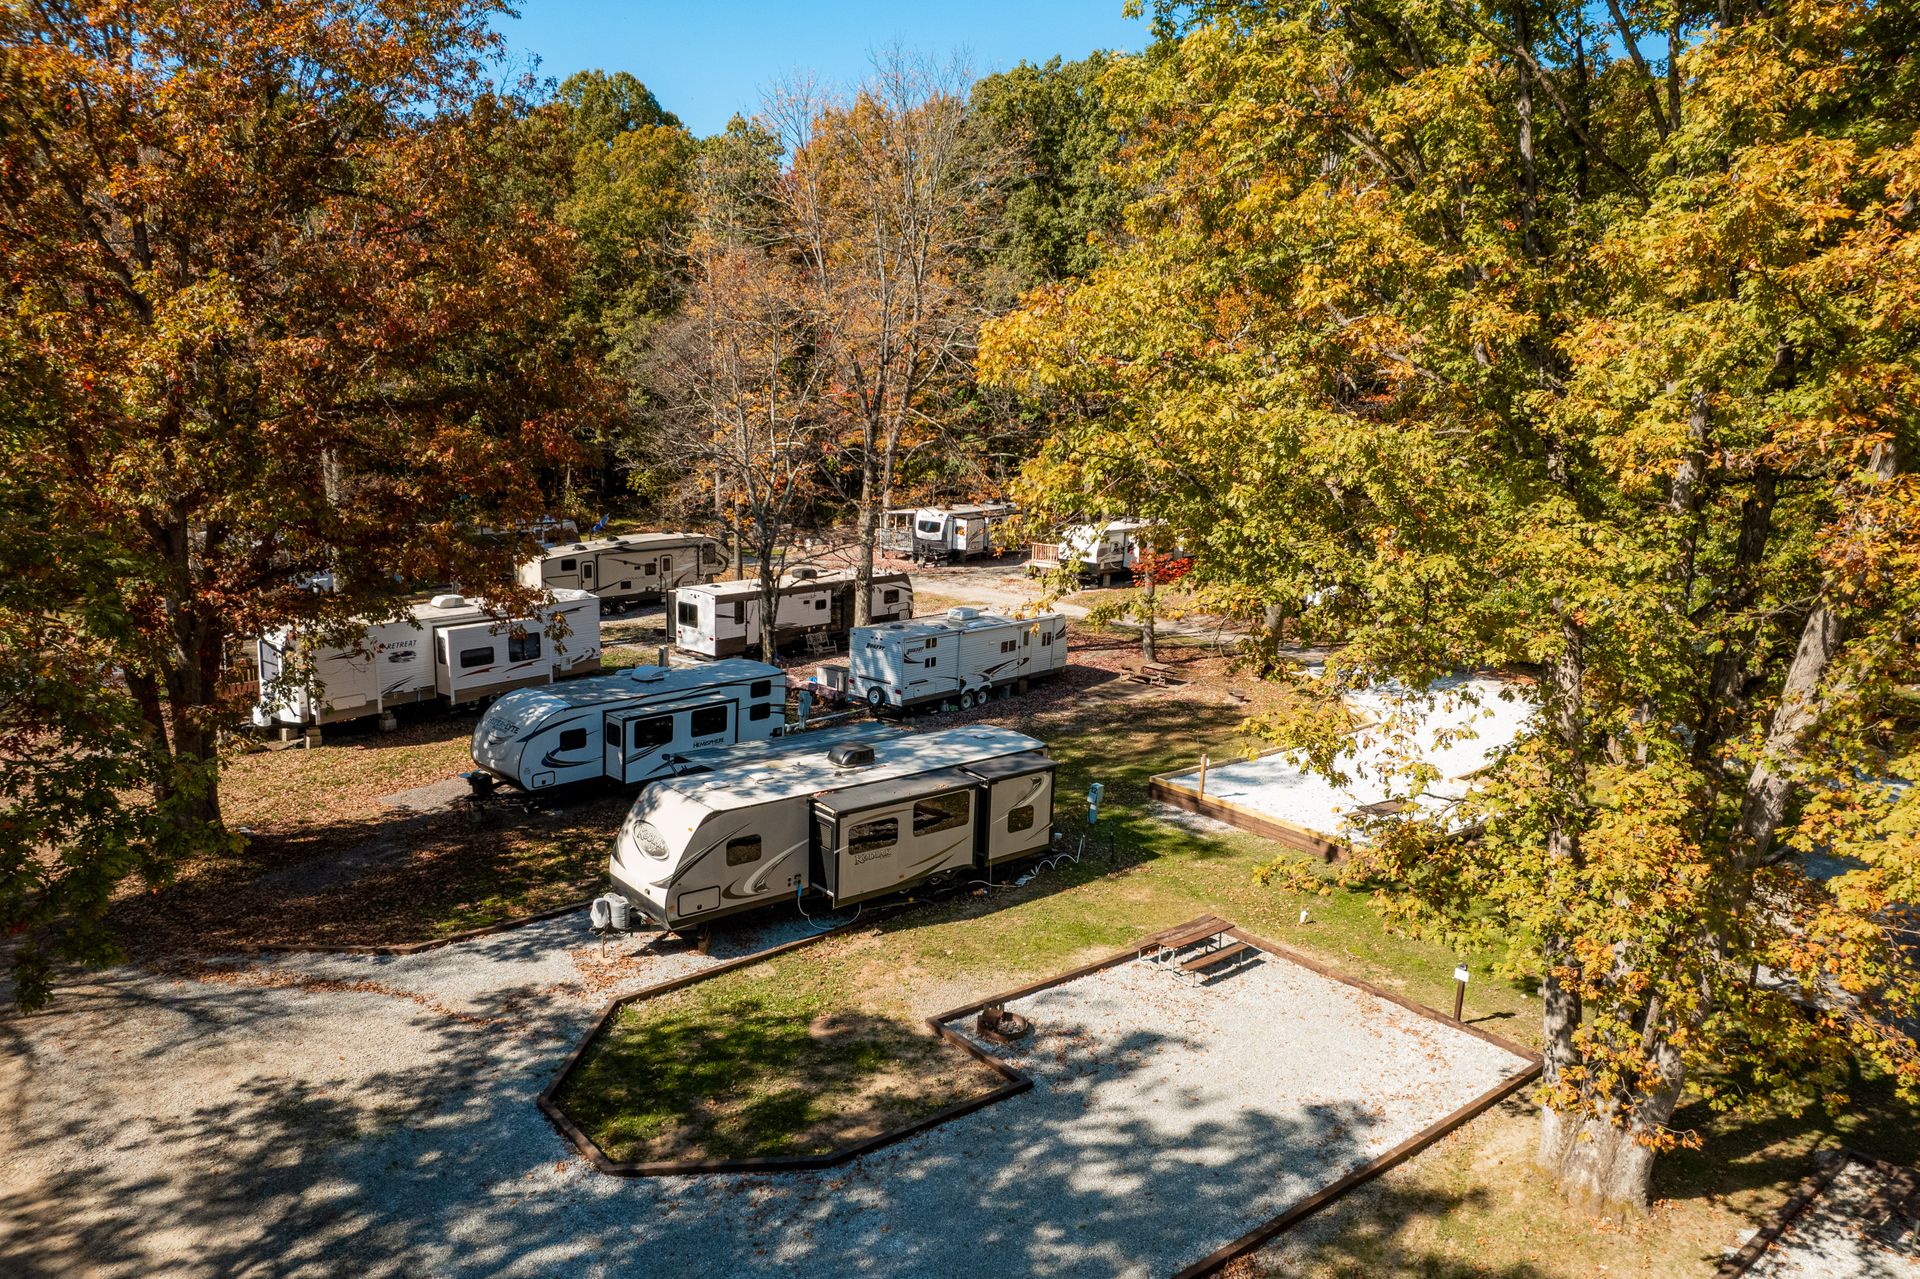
[959,689,978,710]
[865,686,886,711]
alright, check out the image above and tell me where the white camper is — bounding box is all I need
[469,659,786,791]
[822,608,1068,712]
[254,589,600,729]
[518,532,725,609]
[609,724,1055,929]
[884,503,1014,563]
[1028,518,1156,583]
[672,569,912,659]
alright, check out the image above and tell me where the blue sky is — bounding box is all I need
[494,1,1150,136]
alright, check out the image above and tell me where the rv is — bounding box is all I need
[1028,519,1157,584]
[821,608,1068,712]
[519,532,726,610]
[609,724,1056,929]
[468,659,786,791]
[879,503,1015,564]
[672,568,913,659]
[253,589,601,729]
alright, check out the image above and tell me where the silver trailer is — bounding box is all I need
[671,568,912,659]
[821,608,1068,712]
[609,724,1055,929]
[469,659,786,792]
[518,532,725,610]
[254,589,601,729]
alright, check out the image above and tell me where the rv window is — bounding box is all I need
[1041,632,1053,646]
[1008,805,1037,833]
[677,601,698,627]
[703,544,721,564]
[924,638,938,650]
[750,703,774,721]
[730,601,745,624]
[917,520,942,535]
[883,589,900,605]
[508,633,542,662]
[642,562,656,575]
[690,705,729,736]
[750,679,772,698]
[847,818,897,855]
[459,646,493,670]
[632,716,673,751]
[725,835,762,866]
[913,791,971,837]
[558,728,588,751]
[814,598,826,610]
[559,558,577,572]
[1000,640,1016,654]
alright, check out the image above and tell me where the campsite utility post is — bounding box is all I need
[1452,964,1469,1021]
[1086,782,1104,825]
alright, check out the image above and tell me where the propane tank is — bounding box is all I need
[589,896,613,931]
[608,895,631,932]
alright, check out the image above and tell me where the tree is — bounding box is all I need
[768,55,996,624]
[968,54,1128,299]
[983,0,1920,1211]
[0,2,604,889]
[639,137,829,659]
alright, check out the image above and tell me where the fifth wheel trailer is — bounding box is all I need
[254,589,601,729]
[671,569,912,659]
[821,608,1068,712]
[468,659,786,792]
[609,724,1055,929]
[518,532,725,610]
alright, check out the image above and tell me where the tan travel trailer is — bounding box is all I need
[1028,518,1156,584]
[671,569,912,659]
[609,724,1054,929]
[820,608,1068,712]
[518,532,725,610]
[253,589,601,729]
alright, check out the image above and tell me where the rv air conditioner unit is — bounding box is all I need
[430,594,467,608]
[828,742,875,768]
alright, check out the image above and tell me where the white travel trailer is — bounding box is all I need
[609,724,1056,929]
[823,608,1068,712]
[518,532,725,609]
[880,503,1015,563]
[672,569,912,659]
[253,589,601,729]
[1029,518,1157,584]
[468,659,786,792]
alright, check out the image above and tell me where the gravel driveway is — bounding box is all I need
[4,923,1527,1278]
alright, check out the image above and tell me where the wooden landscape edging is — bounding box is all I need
[535,912,1241,1178]
[1712,1146,1919,1277]
[1149,770,1347,863]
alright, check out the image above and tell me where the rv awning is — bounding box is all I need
[962,751,1055,783]
[813,766,980,817]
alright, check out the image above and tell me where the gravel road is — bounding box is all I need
[3,927,1527,1278]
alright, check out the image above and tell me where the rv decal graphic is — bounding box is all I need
[539,749,589,769]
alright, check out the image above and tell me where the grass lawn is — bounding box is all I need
[556,628,1920,1277]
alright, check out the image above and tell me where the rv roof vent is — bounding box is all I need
[627,666,668,681]
[790,567,819,581]
[827,742,875,769]
[430,594,467,609]
[947,607,981,621]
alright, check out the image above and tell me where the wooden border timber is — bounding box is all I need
[1714,1147,1920,1277]
[1149,770,1347,863]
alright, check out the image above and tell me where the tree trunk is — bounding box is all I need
[756,535,781,660]
[1139,575,1158,662]
[853,439,878,627]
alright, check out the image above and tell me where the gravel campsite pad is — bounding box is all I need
[3,923,1529,1279]
[1739,1155,1920,1279]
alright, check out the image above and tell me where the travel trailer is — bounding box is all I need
[880,503,1015,563]
[672,569,912,659]
[253,589,601,729]
[1028,519,1157,584]
[518,532,725,610]
[608,724,1056,929]
[820,608,1068,712]
[468,659,786,792]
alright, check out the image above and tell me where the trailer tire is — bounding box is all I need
[865,686,886,711]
